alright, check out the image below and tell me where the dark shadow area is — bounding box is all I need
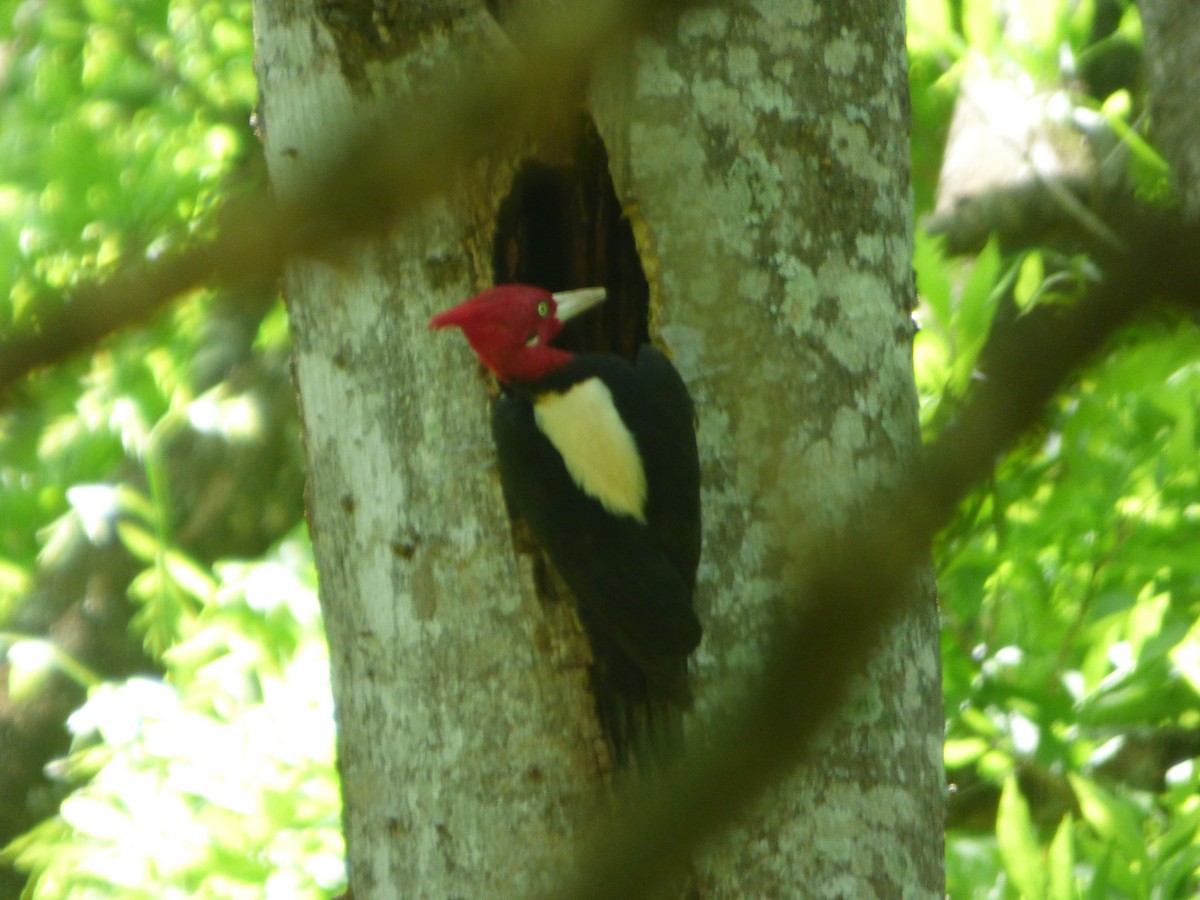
[492,119,650,362]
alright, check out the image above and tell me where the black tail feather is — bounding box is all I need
[586,627,691,769]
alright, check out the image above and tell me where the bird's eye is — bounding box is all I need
[536,300,551,318]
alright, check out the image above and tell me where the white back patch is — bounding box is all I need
[533,378,647,523]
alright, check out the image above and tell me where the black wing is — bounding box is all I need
[625,345,702,596]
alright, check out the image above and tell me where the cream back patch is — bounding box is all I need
[533,378,648,523]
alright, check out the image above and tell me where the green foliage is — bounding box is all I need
[925,303,1200,896]
[0,0,259,569]
[1,533,345,899]
[997,775,1046,899]
[1100,90,1172,204]
[911,8,1200,899]
[921,259,1200,893]
[0,0,329,896]
[911,3,1200,896]
[0,0,255,313]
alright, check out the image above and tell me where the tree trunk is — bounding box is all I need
[254,0,943,896]
[1141,0,1200,212]
[592,2,943,895]
[253,5,604,897]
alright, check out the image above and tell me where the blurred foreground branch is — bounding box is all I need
[557,212,1200,900]
[0,0,696,400]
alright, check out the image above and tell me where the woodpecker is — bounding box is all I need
[430,285,701,762]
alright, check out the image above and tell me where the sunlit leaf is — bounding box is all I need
[915,228,952,326]
[963,1,999,52]
[1170,622,1200,698]
[1047,813,1076,900]
[1013,250,1044,313]
[998,776,1046,899]
[5,638,57,702]
[116,520,162,563]
[945,736,990,767]
[1068,774,1148,864]
[164,549,217,603]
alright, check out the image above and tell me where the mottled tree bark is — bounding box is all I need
[1141,0,1200,212]
[253,5,604,897]
[593,2,942,895]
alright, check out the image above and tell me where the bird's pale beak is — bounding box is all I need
[551,287,606,323]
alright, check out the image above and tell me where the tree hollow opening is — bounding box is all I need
[492,120,649,362]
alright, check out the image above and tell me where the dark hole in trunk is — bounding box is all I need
[492,119,650,362]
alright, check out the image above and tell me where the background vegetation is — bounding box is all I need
[0,0,1196,896]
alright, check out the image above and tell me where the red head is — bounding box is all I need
[429,285,605,384]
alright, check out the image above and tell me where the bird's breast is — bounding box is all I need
[532,378,648,523]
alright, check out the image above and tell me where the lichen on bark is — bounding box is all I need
[592,1,943,894]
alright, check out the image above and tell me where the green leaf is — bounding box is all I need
[1011,0,1063,51]
[998,775,1046,899]
[1048,813,1077,900]
[1076,656,1188,727]
[1065,0,1097,47]
[164,550,216,604]
[128,567,187,659]
[0,560,31,616]
[963,1,999,51]
[1014,250,1044,313]
[1101,91,1174,204]
[950,237,1005,393]
[915,228,952,327]
[957,238,1003,348]
[1155,801,1200,869]
[908,0,963,57]
[1068,774,1147,865]
[1153,844,1200,900]
[1116,2,1142,43]
[116,520,162,563]
[1170,621,1200,698]
[945,736,990,767]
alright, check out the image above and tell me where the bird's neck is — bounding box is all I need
[487,342,574,386]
